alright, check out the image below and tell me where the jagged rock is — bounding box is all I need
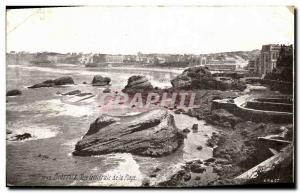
[103,88,111,93]
[28,76,74,88]
[122,75,153,93]
[92,75,111,86]
[10,133,32,141]
[182,128,191,133]
[205,158,216,163]
[6,89,22,96]
[73,109,184,157]
[207,109,242,127]
[62,90,81,95]
[190,163,206,173]
[171,66,246,91]
[196,145,203,151]
[192,124,198,131]
[76,92,93,97]
[53,76,74,85]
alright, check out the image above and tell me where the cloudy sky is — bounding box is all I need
[6,6,294,54]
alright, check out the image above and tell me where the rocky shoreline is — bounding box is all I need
[7,66,294,187]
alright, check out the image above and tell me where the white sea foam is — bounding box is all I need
[89,153,143,187]
[7,122,60,141]
[7,98,97,118]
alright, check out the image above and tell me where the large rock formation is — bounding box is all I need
[171,66,246,91]
[91,75,111,86]
[73,109,184,157]
[6,89,22,96]
[122,75,154,93]
[28,76,74,89]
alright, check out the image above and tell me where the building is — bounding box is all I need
[259,44,281,75]
[255,55,261,73]
[92,54,106,64]
[247,60,256,72]
[105,55,124,63]
[79,54,93,64]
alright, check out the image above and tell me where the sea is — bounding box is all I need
[6,63,217,186]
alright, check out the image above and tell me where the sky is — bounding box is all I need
[6,6,294,54]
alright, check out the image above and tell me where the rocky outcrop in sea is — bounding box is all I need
[122,75,154,93]
[73,109,184,157]
[171,66,246,91]
[28,76,75,88]
[7,89,22,96]
[92,75,111,86]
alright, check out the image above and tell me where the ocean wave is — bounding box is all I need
[88,153,143,187]
[6,122,60,142]
[7,98,98,118]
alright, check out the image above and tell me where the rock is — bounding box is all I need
[28,76,74,88]
[205,158,216,163]
[73,109,184,157]
[83,81,87,84]
[92,75,111,86]
[62,90,81,96]
[84,115,119,136]
[103,88,111,93]
[190,164,206,173]
[206,133,220,148]
[195,176,201,180]
[171,66,213,89]
[37,153,50,159]
[215,158,229,164]
[192,124,198,131]
[161,169,191,186]
[142,178,150,187]
[171,66,246,91]
[212,165,223,174]
[122,75,153,93]
[10,133,32,141]
[150,174,156,178]
[6,89,22,96]
[76,92,93,97]
[174,109,185,114]
[53,76,74,85]
[196,146,203,151]
[182,128,190,133]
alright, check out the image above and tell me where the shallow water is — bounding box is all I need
[6,64,216,186]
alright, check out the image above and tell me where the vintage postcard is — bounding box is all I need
[6,6,295,187]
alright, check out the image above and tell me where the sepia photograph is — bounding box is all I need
[5,5,295,188]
